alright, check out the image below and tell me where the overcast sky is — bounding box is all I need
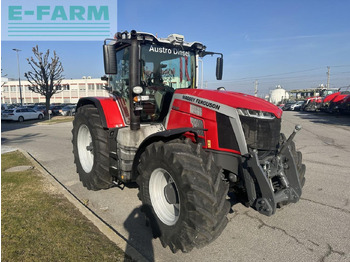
[2,0,350,96]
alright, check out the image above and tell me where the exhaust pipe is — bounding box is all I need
[129,30,141,130]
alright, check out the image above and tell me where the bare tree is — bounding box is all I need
[24,45,64,115]
[1,68,8,87]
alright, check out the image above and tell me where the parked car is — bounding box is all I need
[290,101,304,111]
[51,105,65,115]
[282,102,296,111]
[24,104,36,109]
[33,105,47,114]
[1,108,44,122]
[58,105,76,116]
[1,104,9,113]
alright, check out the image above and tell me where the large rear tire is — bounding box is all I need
[137,138,230,253]
[72,105,113,190]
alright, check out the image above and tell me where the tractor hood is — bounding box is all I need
[175,89,282,118]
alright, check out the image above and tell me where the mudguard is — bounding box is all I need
[131,127,205,180]
[77,97,126,128]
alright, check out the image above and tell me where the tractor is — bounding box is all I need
[72,30,306,253]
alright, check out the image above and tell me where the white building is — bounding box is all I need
[1,77,109,104]
[269,85,290,105]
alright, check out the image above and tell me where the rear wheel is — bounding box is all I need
[72,105,113,190]
[18,116,24,122]
[38,114,43,120]
[137,138,230,253]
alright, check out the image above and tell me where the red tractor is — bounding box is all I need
[321,91,350,113]
[72,30,305,253]
[303,96,323,111]
[303,88,339,112]
[339,94,350,114]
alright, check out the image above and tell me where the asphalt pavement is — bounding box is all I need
[1,111,350,262]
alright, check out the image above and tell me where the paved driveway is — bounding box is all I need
[2,112,350,261]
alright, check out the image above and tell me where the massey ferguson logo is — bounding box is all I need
[182,95,221,111]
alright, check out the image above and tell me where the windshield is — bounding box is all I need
[141,43,196,89]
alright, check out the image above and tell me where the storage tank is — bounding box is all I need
[269,85,289,105]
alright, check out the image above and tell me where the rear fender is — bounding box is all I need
[77,97,125,128]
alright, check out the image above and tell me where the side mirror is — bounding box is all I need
[216,56,223,80]
[103,44,117,74]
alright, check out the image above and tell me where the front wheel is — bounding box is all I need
[72,105,113,190]
[137,138,230,253]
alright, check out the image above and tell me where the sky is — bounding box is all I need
[2,0,350,96]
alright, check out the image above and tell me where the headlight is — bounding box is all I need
[237,108,275,119]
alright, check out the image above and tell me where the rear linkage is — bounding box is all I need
[242,125,303,216]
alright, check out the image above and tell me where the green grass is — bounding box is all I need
[1,151,131,262]
[40,116,74,125]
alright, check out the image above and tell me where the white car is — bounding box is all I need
[1,108,44,122]
[290,101,304,111]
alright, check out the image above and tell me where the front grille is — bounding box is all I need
[239,116,281,151]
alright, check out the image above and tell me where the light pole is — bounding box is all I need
[13,48,23,106]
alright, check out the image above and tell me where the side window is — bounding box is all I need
[111,47,130,98]
[110,47,130,125]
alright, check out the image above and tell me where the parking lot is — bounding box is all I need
[1,111,350,262]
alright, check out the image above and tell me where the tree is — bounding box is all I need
[1,69,8,87]
[24,45,64,116]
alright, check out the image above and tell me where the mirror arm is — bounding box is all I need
[199,51,223,58]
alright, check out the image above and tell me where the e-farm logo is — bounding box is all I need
[2,0,117,41]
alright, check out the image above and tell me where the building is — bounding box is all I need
[289,85,339,100]
[1,77,109,104]
[269,85,290,105]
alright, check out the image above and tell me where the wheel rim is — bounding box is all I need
[149,168,180,226]
[77,124,94,173]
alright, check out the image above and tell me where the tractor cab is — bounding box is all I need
[103,30,223,129]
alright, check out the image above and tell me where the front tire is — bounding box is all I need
[137,138,230,253]
[72,105,113,190]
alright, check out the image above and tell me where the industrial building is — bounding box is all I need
[1,77,109,105]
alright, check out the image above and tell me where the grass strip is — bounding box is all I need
[1,151,131,261]
[39,116,74,125]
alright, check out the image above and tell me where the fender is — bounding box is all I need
[77,97,126,128]
[131,127,204,180]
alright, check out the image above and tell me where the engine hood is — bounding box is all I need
[175,89,282,118]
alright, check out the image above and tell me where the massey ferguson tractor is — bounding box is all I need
[72,30,306,253]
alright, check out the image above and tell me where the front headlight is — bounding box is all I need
[237,108,275,119]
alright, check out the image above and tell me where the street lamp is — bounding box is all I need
[12,48,23,106]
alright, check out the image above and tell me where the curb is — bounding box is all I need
[18,149,148,262]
